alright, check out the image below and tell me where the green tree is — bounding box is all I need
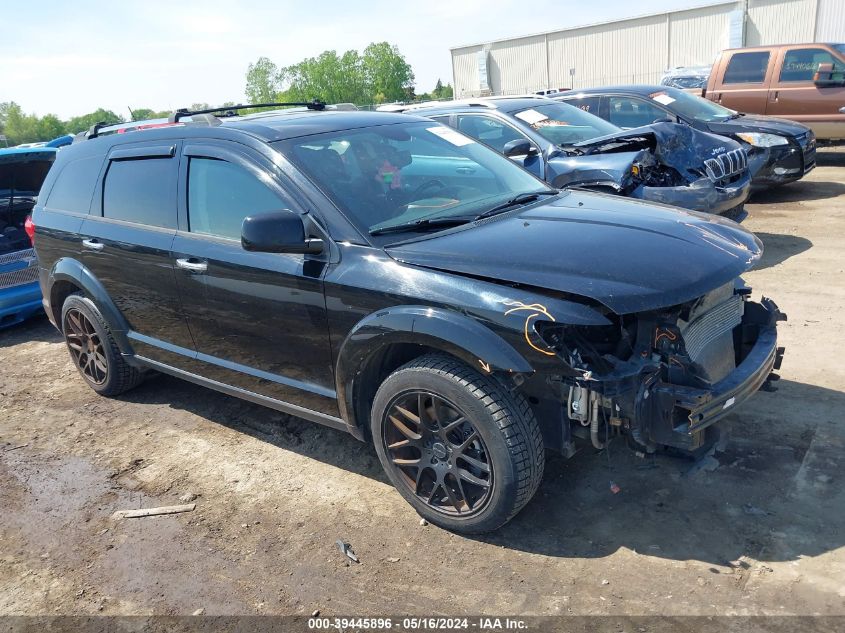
[431,79,453,101]
[130,108,171,121]
[362,42,415,103]
[3,103,40,145]
[281,50,368,104]
[36,114,66,140]
[245,57,280,103]
[65,109,122,135]
[248,41,416,106]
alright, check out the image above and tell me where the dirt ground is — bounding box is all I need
[1,152,844,618]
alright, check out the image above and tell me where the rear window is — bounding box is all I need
[102,158,176,228]
[723,51,770,84]
[561,96,600,114]
[45,155,102,214]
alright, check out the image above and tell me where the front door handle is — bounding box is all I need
[456,166,476,175]
[82,238,104,251]
[175,258,208,273]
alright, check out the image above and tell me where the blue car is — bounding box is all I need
[1,146,57,328]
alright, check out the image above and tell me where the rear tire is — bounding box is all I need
[61,293,142,396]
[371,354,544,533]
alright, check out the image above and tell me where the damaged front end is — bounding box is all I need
[560,122,752,217]
[538,281,785,456]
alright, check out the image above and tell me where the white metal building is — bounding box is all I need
[450,0,845,97]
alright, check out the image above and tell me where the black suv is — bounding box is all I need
[32,104,785,533]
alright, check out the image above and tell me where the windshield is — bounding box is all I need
[511,102,620,146]
[277,121,552,237]
[647,87,736,122]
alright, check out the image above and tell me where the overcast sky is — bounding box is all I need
[3,0,696,119]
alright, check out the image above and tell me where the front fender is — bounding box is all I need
[46,257,132,353]
[335,305,534,434]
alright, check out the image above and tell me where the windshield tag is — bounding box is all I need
[650,92,676,106]
[427,126,475,146]
[514,109,549,125]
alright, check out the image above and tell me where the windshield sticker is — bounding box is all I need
[514,109,550,125]
[650,92,676,106]
[427,126,475,146]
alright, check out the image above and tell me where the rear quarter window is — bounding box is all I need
[44,155,103,214]
[102,158,176,228]
[723,51,770,84]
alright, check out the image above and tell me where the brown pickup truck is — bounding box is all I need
[703,43,845,141]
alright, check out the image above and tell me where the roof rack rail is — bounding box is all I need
[169,100,327,122]
[85,121,117,139]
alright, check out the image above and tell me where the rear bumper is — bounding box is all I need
[0,282,43,328]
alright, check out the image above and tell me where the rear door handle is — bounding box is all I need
[82,238,104,251]
[175,258,208,273]
[456,167,476,175]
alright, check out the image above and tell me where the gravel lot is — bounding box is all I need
[1,152,844,617]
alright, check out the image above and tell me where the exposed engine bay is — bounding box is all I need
[539,282,786,457]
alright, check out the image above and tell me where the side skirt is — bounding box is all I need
[132,355,351,434]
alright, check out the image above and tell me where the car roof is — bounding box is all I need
[557,86,673,98]
[410,96,557,116]
[90,110,427,146]
[225,109,421,140]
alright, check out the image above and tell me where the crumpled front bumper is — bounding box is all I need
[747,143,814,189]
[635,297,785,451]
[634,173,752,216]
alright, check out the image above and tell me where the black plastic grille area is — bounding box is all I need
[703,148,748,184]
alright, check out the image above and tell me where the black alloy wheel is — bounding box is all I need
[383,391,493,517]
[64,307,108,385]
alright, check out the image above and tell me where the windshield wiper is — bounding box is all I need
[369,215,474,236]
[474,190,558,221]
[726,112,745,120]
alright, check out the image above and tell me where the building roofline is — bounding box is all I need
[449,0,736,51]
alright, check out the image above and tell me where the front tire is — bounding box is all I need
[371,354,544,533]
[61,293,142,396]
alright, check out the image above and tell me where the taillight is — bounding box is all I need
[24,216,35,245]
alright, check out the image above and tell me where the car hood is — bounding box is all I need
[704,114,811,139]
[385,190,762,315]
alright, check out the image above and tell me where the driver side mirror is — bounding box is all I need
[813,62,843,86]
[503,138,539,158]
[241,210,324,255]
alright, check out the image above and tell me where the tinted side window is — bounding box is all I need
[723,51,770,84]
[102,158,176,228]
[45,155,103,214]
[455,116,525,153]
[564,96,600,114]
[780,48,844,82]
[608,97,667,128]
[187,157,282,240]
